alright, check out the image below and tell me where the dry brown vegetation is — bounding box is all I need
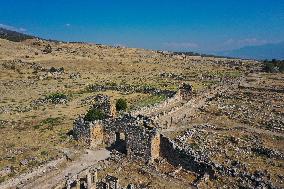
[0,38,283,188]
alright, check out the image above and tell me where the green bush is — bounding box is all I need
[84,108,106,121]
[46,93,68,103]
[115,98,127,112]
[41,117,61,126]
[263,59,284,73]
[47,93,67,100]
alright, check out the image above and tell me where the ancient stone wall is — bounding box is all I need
[103,115,161,162]
[90,122,104,147]
[73,117,92,144]
[88,84,176,98]
[93,94,116,117]
[74,114,161,162]
[160,134,215,177]
[150,133,161,160]
[179,83,193,101]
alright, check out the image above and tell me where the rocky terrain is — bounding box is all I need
[0,31,283,189]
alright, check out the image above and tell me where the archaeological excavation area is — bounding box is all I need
[0,37,283,189]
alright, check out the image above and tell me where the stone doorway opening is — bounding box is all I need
[112,132,127,153]
[79,177,87,189]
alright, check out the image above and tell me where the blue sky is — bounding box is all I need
[0,0,283,53]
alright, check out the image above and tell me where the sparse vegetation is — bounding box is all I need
[41,117,61,126]
[263,59,284,73]
[45,93,68,103]
[133,95,167,108]
[115,98,127,111]
[84,108,106,121]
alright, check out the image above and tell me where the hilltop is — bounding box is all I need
[0,28,36,42]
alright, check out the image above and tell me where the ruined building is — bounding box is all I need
[73,95,161,162]
[71,84,220,187]
[73,83,192,163]
[59,167,125,189]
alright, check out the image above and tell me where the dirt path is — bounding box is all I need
[0,149,110,189]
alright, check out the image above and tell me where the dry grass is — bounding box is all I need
[0,37,259,183]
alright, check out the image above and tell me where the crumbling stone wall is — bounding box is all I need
[88,84,176,98]
[160,134,215,177]
[150,134,161,160]
[74,114,161,162]
[73,117,92,144]
[179,83,193,101]
[93,94,116,117]
[62,167,98,189]
[73,86,192,163]
[90,123,104,147]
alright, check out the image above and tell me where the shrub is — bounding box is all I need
[40,150,49,156]
[84,108,106,121]
[46,93,68,103]
[263,59,284,73]
[41,117,61,126]
[115,98,127,111]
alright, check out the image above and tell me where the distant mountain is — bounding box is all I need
[218,42,284,60]
[0,27,35,42]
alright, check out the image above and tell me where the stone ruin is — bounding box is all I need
[74,112,161,163]
[179,83,193,101]
[91,94,116,117]
[56,167,128,189]
[72,84,198,174]
[73,84,193,163]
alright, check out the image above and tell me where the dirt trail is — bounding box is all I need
[0,149,110,189]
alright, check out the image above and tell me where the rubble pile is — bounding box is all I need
[171,125,284,188]
[31,94,68,106]
[201,87,284,133]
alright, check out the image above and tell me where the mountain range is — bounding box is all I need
[0,27,35,42]
[1,27,283,60]
[218,42,284,60]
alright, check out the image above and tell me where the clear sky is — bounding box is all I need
[0,0,283,53]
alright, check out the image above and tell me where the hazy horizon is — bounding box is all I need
[0,0,283,56]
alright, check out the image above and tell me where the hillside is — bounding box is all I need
[0,27,35,42]
[0,31,283,189]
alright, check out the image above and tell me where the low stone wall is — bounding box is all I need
[88,84,177,98]
[160,134,215,177]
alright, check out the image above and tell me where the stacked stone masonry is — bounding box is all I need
[74,84,192,162]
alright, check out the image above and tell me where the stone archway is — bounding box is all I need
[114,132,127,153]
[107,131,127,154]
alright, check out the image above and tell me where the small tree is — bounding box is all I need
[84,108,106,121]
[116,98,127,112]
